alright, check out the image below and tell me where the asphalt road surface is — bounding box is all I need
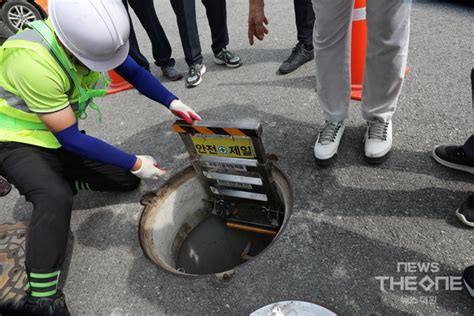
[1,0,473,315]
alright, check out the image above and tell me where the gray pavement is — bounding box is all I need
[1,0,474,315]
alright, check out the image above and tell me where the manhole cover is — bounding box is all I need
[251,301,337,316]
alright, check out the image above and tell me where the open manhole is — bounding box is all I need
[139,165,292,277]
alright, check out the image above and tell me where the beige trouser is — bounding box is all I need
[311,0,412,122]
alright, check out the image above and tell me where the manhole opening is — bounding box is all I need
[139,166,292,277]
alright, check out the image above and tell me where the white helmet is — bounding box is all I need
[48,0,130,72]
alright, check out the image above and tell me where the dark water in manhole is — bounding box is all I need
[175,215,274,275]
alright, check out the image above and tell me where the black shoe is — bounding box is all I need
[278,43,314,75]
[213,48,242,68]
[432,145,474,174]
[186,64,206,88]
[2,291,70,316]
[161,66,183,81]
[463,265,474,298]
[0,176,11,197]
[456,193,474,227]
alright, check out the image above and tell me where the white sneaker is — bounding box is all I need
[186,64,207,88]
[314,120,345,165]
[364,118,392,164]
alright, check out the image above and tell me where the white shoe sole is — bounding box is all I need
[314,124,345,164]
[364,121,392,164]
[186,65,207,88]
[314,154,338,166]
[364,151,391,165]
[213,57,242,68]
[455,208,474,227]
[432,147,474,174]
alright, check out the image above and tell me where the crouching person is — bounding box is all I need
[0,0,200,314]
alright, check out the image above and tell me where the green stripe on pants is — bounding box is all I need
[29,271,60,278]
[31,289,57,298]
[30,280,58,288]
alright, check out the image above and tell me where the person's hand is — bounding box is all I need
[248,0,268,45]
[131,155,166,180]
[169,100,201,124]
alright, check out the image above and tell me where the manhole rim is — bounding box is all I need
[138,164,294,279]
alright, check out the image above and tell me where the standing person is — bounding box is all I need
[431,68,474,298]
[0,0,200,314]
[170,0,243,88]
[278,0,315,75]
[122,0,183,80]
[434,142,474,296]
[432,68,474,227]
[248,0,412,165]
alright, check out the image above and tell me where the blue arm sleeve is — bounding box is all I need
[55,124,137,170]
[115,56,178,108]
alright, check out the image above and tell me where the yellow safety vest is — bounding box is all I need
[0,20,107,149]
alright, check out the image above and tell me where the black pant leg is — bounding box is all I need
[201,0,229,54]
[464,69,474,157]
[170,0,203,66]
[128,0,175,68]
[0,143,73,274]
[123,0,150,70]
[58,150,141,193]
[294,0,315,49]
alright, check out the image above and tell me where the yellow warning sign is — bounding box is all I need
[191,136,255,159]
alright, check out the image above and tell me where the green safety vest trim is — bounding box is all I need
[28,20,110,121]
[0,112,48,130]
[0,20,111,148]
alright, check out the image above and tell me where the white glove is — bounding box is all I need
[169,99,201,124]
[131,155,166,180]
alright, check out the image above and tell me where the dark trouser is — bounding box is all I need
[294,0,315,49]
[464,135,474,158]
[0,142,140,274]
[123,0,149,69]
[466,69,474,157]
[123,0,175,68]
[170,0,229,66]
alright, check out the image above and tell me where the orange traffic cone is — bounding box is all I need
[350,0,367,101]
[106,70,133,95]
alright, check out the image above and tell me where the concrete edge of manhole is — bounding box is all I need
[137,164,294,281]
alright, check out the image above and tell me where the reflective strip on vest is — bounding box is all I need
[0,86,79,114]
[0,28,81,147]
[0,87,31,113]
[1,29,76,106]
[0,113,48,130]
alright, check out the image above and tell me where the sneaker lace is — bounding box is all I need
[220,49,234,62]
[318,121,342,144]
[188,65,197,77]
[367,119,389,141]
